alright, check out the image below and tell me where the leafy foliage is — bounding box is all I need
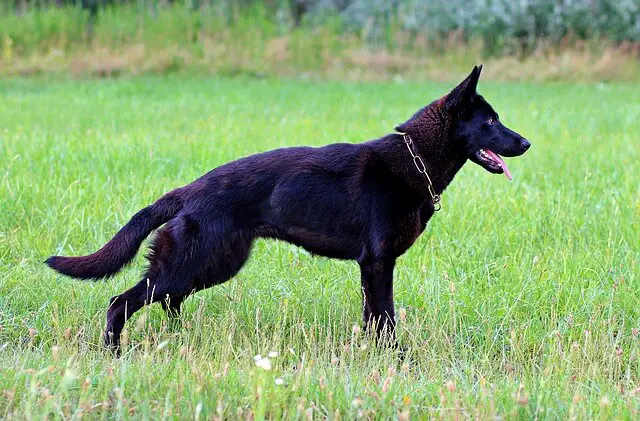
[2,0,639,56]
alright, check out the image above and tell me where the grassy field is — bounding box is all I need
[0,75,639,419]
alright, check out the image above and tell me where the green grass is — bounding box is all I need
[0,76,639,419]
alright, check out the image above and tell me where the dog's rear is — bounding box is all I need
[46,191,184,279]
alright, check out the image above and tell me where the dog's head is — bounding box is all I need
[445,65,530,179]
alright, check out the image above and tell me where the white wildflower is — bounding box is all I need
[255,357,272,371]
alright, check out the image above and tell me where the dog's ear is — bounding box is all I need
[445,65,482,113]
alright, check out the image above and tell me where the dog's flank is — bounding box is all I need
[46,65,530,352]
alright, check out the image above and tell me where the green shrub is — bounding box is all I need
[0,0,638,57]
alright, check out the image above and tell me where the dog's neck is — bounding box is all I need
[389,100,468,199]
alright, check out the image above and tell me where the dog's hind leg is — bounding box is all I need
[160,294,186,318]
[159,230,253,318]
[105,269,200,353]
[104,219,254,352]
[158,233,252,323]
[105,281,152,352]
[197,231,253,289]
[104,216,208,353]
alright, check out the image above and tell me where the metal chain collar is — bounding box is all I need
[398,132,442,211]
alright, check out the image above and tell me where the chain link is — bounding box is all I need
[401,133,442,211]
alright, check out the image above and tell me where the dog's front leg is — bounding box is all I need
[359,257,396,344]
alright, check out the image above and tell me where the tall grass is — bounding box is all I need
[0,1,639,80]
[3,0,640,52]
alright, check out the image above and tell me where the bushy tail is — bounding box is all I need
[46,191,183,280]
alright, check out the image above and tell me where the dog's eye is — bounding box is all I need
[487,117,495,126]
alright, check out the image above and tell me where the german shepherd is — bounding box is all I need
[47,65,530,352]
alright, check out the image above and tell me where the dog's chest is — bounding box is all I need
[390,209,428,255]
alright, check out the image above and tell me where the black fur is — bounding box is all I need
[47,65,530,352]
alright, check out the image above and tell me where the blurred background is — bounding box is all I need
[1,0,639,81]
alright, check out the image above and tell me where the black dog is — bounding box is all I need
[47,65,530,351]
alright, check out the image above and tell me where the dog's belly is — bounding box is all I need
[286,227,362,259]
[261,226,362,260]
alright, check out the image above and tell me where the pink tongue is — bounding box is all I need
[485,150,512,180]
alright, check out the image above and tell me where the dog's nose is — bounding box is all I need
[520,139,531,150]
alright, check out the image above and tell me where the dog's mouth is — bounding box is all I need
[474,149,512,180]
